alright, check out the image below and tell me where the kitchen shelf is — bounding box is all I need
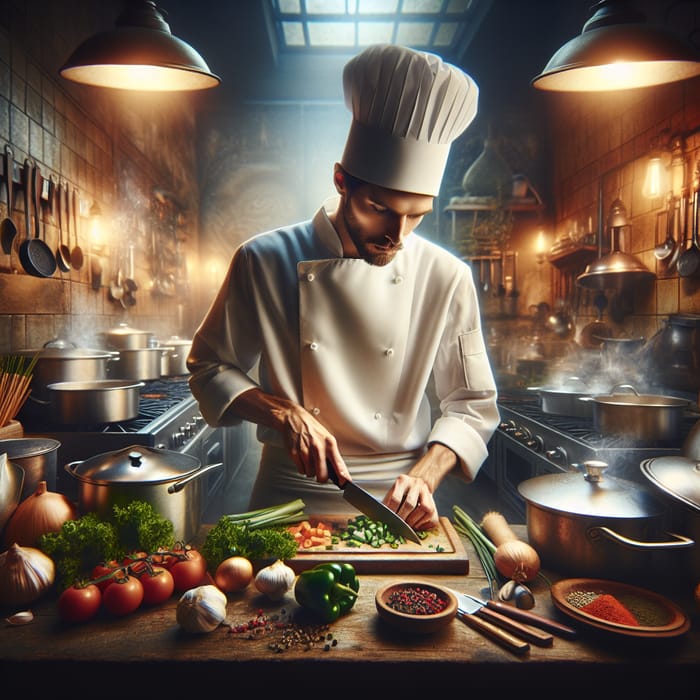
[547,244,600,269]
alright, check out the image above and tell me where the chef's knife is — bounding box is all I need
[326,459,421,544]
[454,591,553,647]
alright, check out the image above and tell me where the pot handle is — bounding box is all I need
[168,462,223,494]
[587,525,695,550]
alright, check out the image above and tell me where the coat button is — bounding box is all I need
[309,341,319,351]
[374,412,382,420]
[312,407,320,416]
[393,275,403,284]
[384,347,394,357]
[306,272,315,282]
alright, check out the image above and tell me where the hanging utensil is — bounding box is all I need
[678,174,700,278]
[70,186,84,270]
[0,145,17,255]
[54,178,70,272]
[18,162,56,277]
[654,193,676,261]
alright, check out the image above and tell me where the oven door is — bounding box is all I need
[494,429,567,521]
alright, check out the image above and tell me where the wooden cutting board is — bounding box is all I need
[284,515,469,575]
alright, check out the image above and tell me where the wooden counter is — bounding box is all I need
[1,527,698,693]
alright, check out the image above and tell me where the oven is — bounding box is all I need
[494,391,696,521]
[22,377,228,522]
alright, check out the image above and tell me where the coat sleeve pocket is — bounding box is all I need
[459,330,493,391]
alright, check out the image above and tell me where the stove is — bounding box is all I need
[23,377,227,510]
[493,391,696,520]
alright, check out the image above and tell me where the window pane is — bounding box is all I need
[277,0,301,13]
[396,21,434,45]
[357,0,399,15]
[434,22,457,46]
[307,0,346,14]
[282,21,305,46]
[308,21,356,46]
[402,0,443,14]
[358,21,394,44]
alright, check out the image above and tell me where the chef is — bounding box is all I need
[187,43,499,530]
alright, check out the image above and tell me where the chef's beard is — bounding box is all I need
[342,199,403,267]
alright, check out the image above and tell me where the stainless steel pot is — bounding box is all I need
[581,384,689,442]
[16,347,116,400]
[108,347,172,381]
[518,461,694,583]
[99,323,155,350]
[528,377,600,418]
[64,445,223,542]
[46,380,144,424]
[158,337,192,376]
[0,437,60,499]
[640,456,700,580]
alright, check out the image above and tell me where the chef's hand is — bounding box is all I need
[228,388,350,483]
[382,442,458,530]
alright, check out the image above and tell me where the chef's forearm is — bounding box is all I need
[227,386,301,432]
[408,442,459,493]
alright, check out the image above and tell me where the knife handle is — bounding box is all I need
[485,600,577,639]
[325,458,343,488]
[476,607,553,647]
[458,611,530,656]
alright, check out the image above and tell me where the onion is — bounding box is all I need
[214,556,253,593]
[2,481,77,547]
[493,540,541,583]
[0,543,55,606]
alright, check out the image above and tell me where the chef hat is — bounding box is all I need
[340,44,478,196]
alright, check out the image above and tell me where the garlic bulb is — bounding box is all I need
[3,481,77,547]
[0,543,55,606]
[497,579,535,610]
[254,559,296,601]
[176,584,227,633]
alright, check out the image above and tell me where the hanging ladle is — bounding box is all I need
[678,181,700,278]
[654,193,676,261]
[18,161,56,277]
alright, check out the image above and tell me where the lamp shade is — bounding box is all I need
[60,1,220,91]
[533,0,700,92]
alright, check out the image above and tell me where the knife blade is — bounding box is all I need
[455,590,577,639]
[454,591,553,647]
[326,459,421,544]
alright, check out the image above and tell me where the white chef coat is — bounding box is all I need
[188,200,499,513]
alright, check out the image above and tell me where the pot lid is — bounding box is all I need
[17,347,115,360]
[101,323,154,337]
[160,335,192,346]
[640,456,700,513]
[518,461,666,518]
[69,445,200,485]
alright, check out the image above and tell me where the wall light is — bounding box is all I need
[643,130,686,199]
[534,229,548,264]
[60,0,220,91]
[532,0,700,92]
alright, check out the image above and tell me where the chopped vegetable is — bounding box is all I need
[201,517,298,572]
[287,520,334,549]
[223,499,307,529]
[336,514,426,549]
[294,562,359,623]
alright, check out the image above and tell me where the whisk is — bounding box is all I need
[0,353,38,427]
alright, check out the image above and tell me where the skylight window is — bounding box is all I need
[267,0,491,58]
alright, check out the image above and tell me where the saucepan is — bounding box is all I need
[528,376,602,418]
[65,445,223,542]
[46,380,144,424]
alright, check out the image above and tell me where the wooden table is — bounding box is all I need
[1,526,698,693]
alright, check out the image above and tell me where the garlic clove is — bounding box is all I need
[5,610,35,625]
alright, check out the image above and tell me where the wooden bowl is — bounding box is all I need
[375,581,457,635]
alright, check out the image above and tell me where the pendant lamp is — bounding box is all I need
[532,0,700,92]
[60,0,220,91]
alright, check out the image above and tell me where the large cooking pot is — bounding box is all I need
[0,437,60,498]
[581,384,689,442]
[46,380,144,424]
[99,323,155,350]
[528,376,602,418]
[642,313,700,391]
[640,456,700,581]
[16,346,117,401]
[518,461,694,583]
[64,445,223,542]
[158,336,192,376]
[108,347,172,382]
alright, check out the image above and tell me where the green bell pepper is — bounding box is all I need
[294,562,360,623]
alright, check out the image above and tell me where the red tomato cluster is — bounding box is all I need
[57,547,208,624]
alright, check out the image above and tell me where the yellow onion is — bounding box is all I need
[0,543,55,606]
[214,556,253,593]
[2,481,77,547]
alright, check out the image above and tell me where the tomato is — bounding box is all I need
[58,583,102,623]
[139,566,175,606]
[162,547,205,570]
[101,576,144,616]
[90,562,124,592]
[170,551,208,592]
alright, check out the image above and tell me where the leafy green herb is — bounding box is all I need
[202,517,298,572]
[39,513,120,590]
[111,500,175,553]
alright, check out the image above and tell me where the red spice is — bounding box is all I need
[580,593,639,626]
[386,586,448,615]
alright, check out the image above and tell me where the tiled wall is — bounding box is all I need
[0,1,203,354]
[545,75,700,340]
